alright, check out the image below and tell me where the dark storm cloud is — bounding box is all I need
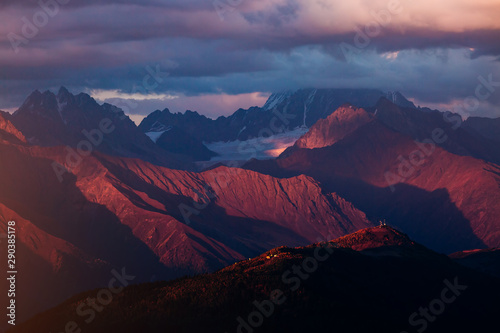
[0,0,211,10]
[0,0,498,117]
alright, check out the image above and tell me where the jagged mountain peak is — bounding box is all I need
[262,90,295,110]
[137,88,416,145]
[57,85,71,97]
[8,88,192,168]
[16,89,44,109]
[263,88,416,113]
[15,87,123,123]
[289,103,374,150]
[56,86,75,103]
[385,91,416,108]
[14,89,61,122]
[156,108,171,115]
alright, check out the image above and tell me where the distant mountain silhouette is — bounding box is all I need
[138,88,416,143]
[245,100,500,253]
[10,87,192,168]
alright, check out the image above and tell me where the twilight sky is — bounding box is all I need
[0,0,499,121]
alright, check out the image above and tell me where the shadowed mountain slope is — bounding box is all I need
[11,226,500,333]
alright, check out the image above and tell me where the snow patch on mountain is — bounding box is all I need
[263,91,294,110]
[238,126,247,136]
[385,91,416,108]
[303,89,317,126]
[57,100,67,124]
[146,128,171,143]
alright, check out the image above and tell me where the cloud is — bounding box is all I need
[2,0,499,53]
[94,92,271,119]
[0,0,499,118]
[90,89,179,102]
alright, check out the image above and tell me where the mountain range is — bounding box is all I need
[245,100,500,253]
[0,96,372,326]
[0,87,499,331]
[138,89,416,144]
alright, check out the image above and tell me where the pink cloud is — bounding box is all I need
[96,92,271,123]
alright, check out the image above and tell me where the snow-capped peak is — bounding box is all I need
[385,91,416,108]
[262,91,294,111]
